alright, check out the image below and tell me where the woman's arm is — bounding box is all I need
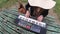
[25,3,31,17]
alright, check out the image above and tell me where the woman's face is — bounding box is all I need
[35,7,42,12]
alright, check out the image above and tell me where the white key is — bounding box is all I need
[18,15,46,27]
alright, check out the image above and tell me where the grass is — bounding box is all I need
[0,0,18,8]
[21,0,27,2]
[54,0,60,20]
[0,0,8,8]
[0,0,28,8]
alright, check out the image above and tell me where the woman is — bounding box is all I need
[25,0,56,22]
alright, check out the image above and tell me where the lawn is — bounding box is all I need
[0,0,28,8]
[0,0,18,8]
[54,0,60,20]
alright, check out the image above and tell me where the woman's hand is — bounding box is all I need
[25,10,30,17]
[37,15,44,22]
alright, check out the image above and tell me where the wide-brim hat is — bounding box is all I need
[28,0,56,9]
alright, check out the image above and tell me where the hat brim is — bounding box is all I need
[28,0,56,9]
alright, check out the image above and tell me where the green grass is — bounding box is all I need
[0,0,8,8]
[21,0,27,2]
[0,0,28,8]
[54,0,60,20]
[0,0,18,8]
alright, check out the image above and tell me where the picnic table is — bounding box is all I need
[0,8,60,34]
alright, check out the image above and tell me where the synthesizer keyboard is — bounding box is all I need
[16,15,47,34]
[18,15,46,28]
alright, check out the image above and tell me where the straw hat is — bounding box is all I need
[28,0,56,9]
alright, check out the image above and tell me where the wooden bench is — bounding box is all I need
[0,9,60,34]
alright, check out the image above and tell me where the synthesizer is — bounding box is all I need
[16,15,47,34]
[18,15,46,28]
